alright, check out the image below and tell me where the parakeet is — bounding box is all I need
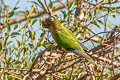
[42,16,94,62]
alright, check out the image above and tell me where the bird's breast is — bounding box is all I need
[49,27,57,41]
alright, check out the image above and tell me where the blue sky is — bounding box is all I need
[0,0,119,62]
[3,0,120,49]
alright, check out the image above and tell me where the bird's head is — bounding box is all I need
[42,16,60,30]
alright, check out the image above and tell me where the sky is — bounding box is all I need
[3,0,120,50]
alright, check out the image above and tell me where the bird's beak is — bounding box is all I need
[42,17,50,28]
[42,23,48,28]
[42,19,47,28]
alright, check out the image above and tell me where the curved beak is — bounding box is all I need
[42,17,50,28]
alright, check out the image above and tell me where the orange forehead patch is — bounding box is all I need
[45,17,49,21]
[42,19,46,23]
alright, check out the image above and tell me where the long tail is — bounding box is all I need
[70,48,98,66]
[79,42,88,51]
[70,48,92,59]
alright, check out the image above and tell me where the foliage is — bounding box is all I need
[0,0,120,80]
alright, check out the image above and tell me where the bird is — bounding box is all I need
[42,16,96,64]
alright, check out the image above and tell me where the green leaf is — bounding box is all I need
[49,0,53,8]
[25,8,29,14]
[112,15,116,18]
[106,22,112,27]
[7,23,11,33]
[108,0,111,4]
[23,47,27,58]
[4,36,9,47]
[22,34,26,42]
[7,41,12,46]
[24,21,29,28]
[30,6,35,14]
[89,12,93,20]
[104,0,109,3]
[104,0,111,4]
[116,49,120,53]
[39,33,45,42]
[91,21,100,28]
[64,74,69,79]
[14,60,21,65]
[67,1,72,8]
[16,39,20,47]
[68,10,73,15]
[74,19,78,26]
[75,1,81,8]
[97,20,104,25]
[39,19,42,25]
[14,24,18,30]
[95,0,98,3]
[6,57,12,64]
[32,19,37,25]
[28,1,41,8]
[31,31,35,40]
[7,11,14,18]
[15,11,25,16]
[61,11,67,19]
[13,44,18,51]
[28,43,34,49]
[108,67,113,71]
[42,41,50,47]
[13,6,19,10]
[94,8,96,16]
[115,7,118,13]
[0,42,2,51]
[32,53,37,61]
[11,32,20,36]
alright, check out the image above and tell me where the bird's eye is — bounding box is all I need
[49,17,54,22]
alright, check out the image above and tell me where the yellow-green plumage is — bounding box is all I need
[42,16,96,64]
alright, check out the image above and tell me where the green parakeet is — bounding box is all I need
[42,16,94,62]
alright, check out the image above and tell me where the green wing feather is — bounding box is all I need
[54,27,91,58]
[65,28,88,51]
[65,28,79,42]
[55,27,99,65]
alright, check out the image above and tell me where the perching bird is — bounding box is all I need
[42,16,95,63]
